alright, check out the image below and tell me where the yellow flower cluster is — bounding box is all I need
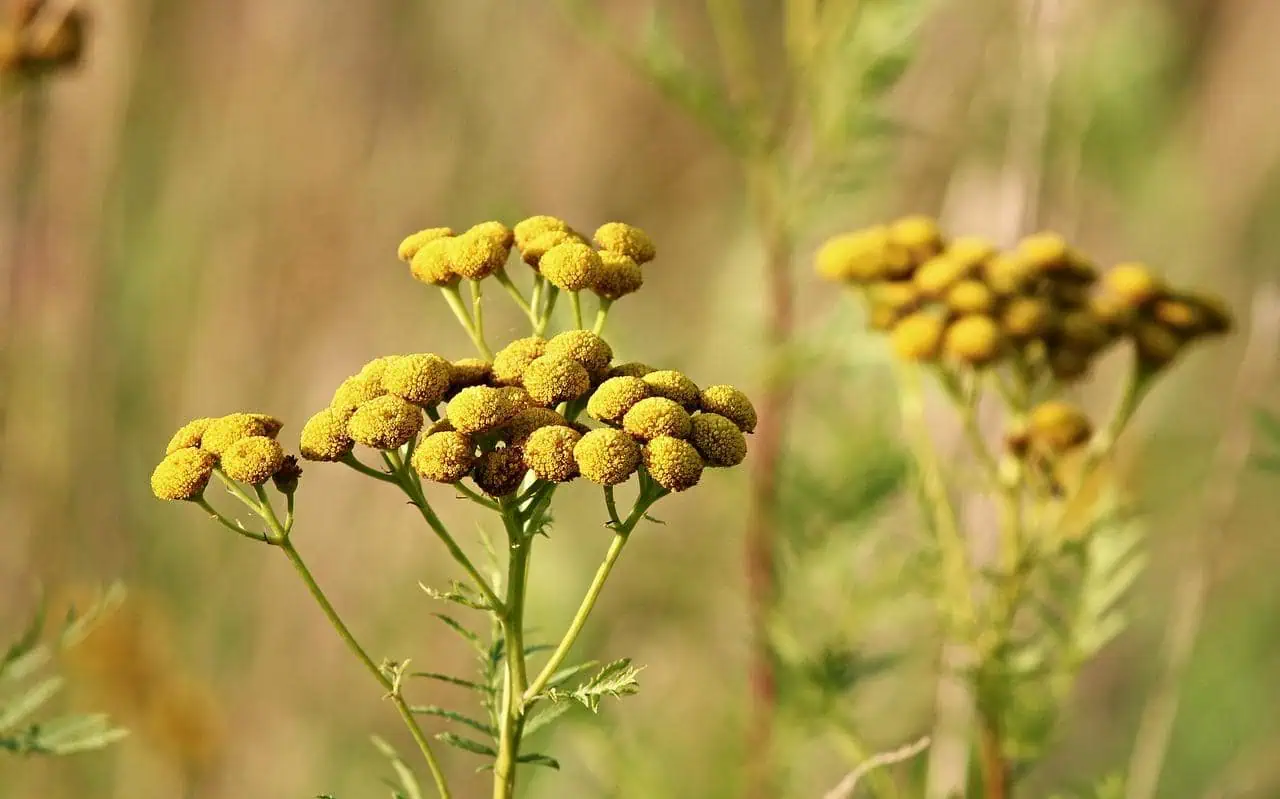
[306,332,758,496]
[151,412,291,500]
[0,2,87,78]
[397,216,652,302]
[815,217,1233,382]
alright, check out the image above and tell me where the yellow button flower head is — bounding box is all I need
[398,227,454,262]
[449,231,509,281]
[1182,292,1232,336]
[426,418,456,435]
[643,436,704,492]
[411,431,476,484]
[591,251,644,300]
[574,428,641,486]
[272,455,303,494]
[201,413,272,457]
[472,448,526,497]
[523,355,591,406]
[914,254,973,299]
[450,358,493,393]
[641,369,700,411]
[331,371,389,418]
[513,215,571,251]
[493,336,547,386]
[466,221,514,249]
[983,253,1037,296]
[1131,321,1182,369]
[359,355,400,383]
[410,238,459,286]
[523,425,582,483]
[1102,263,1162,308]
[1016,232,1070,273]
[347,395,423,450]
[383,353,452,406]
[447,386,520,434]
[246,413,285,438]
[868,281,920,314]
[300,408,354,461]
[504,407,568,446]
[890,312,945,362]
[623,397,692,441]
[150,447,217,501]
[1028,401,1093,453]
[698,385,757,433]
[946,280,995,315]
[889,215,944,263]
[608,361,654,379]
[944,314,1003,366]
[690,413,747,467]
[593,222,656,264]
[500,386,537,412]
[815,228,890,283]
[587,376,650,425]
[1001,297,1052,340]
[946,236,997,272]
[541,241,603,292]
[546,330,613,377]
[166,417,215,455]
[520,230,579,269]
[221,436,285,485]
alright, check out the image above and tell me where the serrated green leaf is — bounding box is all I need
[523,701,574,737]
[0,677,62,733]
[33,714,128,754]
[408,671,493,694]
[517,752,560,770]
[554,658,642,713]
[436,731,497,758]
[431,614,484,654]
[410,705,496,737]
[542,660,599,692]
[421,581,489,611]
[371,736,424,799]
[1,597,46,678]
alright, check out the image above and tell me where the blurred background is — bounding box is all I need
[2,1,1279,797]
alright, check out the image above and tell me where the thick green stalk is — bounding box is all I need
[592,299,613,335]
[494,500,533,799]
[569,290,585,329]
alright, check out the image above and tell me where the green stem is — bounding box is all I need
[454,480,501,511]
[440,284,493,359]
[537,286,561,336]
[495,269,538,326]
[569,290,584,329]
[275,535,452,799]
[341,453,398,483]
[494,499,533,799]
[522,489,653,703]
[895,365,975,631]
[592,299,613,335]
[385,449,503,612]
[469,279,487,348]
[213,469,268,514]
[195,497,269,542]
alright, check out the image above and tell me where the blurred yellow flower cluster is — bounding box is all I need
[816,217,1231,379]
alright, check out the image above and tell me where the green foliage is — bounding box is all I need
[1252,407,1280,472]
[543,658,642,713]
[1,584,128,758]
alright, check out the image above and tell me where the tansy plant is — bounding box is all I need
[149,218,756,799]
[816,217,1231,798]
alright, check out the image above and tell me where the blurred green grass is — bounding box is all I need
[3,1,1280,797]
